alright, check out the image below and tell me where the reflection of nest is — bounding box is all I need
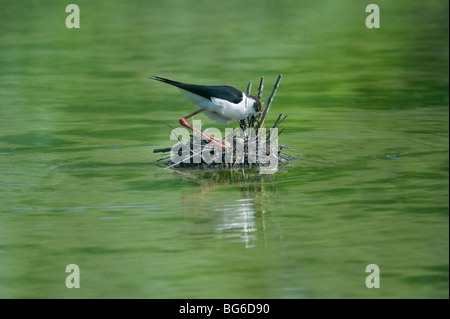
[174,167,279,191]
[178,168,285,248]
[154,75,301,168]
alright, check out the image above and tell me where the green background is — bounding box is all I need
[0,0,448,298]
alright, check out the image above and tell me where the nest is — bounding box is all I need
[154,75,300,170]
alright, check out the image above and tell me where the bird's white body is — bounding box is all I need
[178,88,255,124]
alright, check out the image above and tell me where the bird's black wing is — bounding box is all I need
[151,76,244,104]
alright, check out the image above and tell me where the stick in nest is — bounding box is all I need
[257,74,282,129]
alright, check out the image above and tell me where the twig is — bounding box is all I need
[277,115,288,127]
[153,147,172,153]
[265,114,286,139]
[164,121,184,143]
[257,76,264,100]
[274,128,285,139]
[241,80,254,129]
[272,113,283,129]
[157,156,171,162]
[258,74,282,130]
[246,80,252,95]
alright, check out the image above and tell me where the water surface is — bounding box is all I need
[0,0,448,298]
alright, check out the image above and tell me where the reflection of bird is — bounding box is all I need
[151,76,262,148]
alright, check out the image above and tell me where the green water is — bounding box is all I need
[0,0,448,299]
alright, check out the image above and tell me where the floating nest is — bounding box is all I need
[154,75,301,170]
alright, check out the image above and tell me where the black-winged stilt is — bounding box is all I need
[151,76,262,148]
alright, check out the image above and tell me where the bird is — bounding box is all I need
[151,76,262,148]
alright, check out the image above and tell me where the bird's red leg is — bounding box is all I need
[179,109,228,149]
